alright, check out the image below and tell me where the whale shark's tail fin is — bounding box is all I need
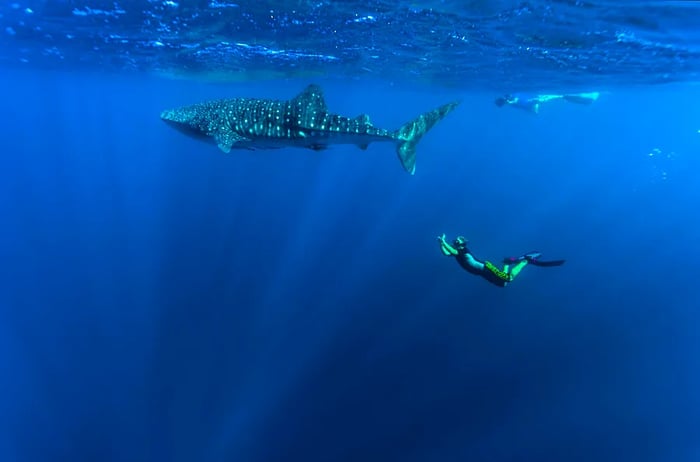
[395,101,460,175]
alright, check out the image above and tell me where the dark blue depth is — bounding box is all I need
[0,71,699,462]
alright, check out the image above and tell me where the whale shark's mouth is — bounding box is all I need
[159,111,185,129]
[160,111,213,143]
[160,109,181,122]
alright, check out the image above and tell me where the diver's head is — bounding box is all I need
[453,236,468,251]
[495,94,516,107]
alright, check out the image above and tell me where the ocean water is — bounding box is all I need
[1,2,700,462]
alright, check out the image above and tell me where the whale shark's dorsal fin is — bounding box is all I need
[354,114,371,125]
[292,84,328,113]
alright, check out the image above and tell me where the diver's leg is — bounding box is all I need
[507,260,529,280]
[563,92,599,105]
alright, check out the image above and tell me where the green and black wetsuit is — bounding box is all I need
[439,236,528,288]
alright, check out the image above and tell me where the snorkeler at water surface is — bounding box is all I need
[494,91,600,114]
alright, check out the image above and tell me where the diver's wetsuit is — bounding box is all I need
[455,247,511,288]
[438,235,528,288]
[439,234,564,287]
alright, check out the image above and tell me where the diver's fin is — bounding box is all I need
[563,92,599,105]
[505,252,564,267]
[528,259,566,267]
[394,100,460,174]
[503,252,541,264]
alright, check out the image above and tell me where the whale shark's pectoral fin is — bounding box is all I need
[215,130,248,153]
[357,143,369,150]
[217,142,232,153]
[292,84,328,113]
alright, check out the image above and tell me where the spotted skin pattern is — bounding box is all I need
[160,84,459,174]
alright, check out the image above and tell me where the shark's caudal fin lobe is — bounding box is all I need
[395,100,460,175]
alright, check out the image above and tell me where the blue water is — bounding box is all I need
[2,1,700,461]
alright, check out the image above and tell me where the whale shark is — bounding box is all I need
[160,84,459,174]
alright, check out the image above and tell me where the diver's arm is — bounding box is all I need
[437,234,458,256]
